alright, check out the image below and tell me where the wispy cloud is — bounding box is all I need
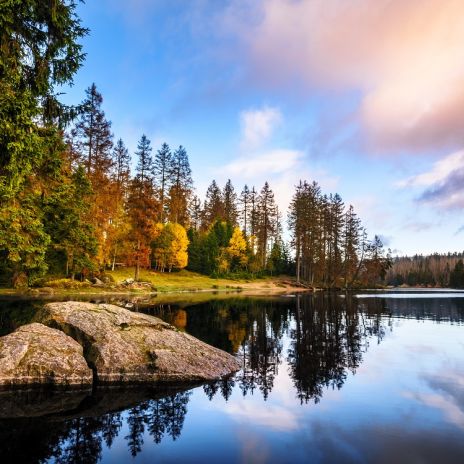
[240,106,282,149]
[419,169,464,210]
[223,0,464,154]
[398,150,464,210]
[222,401,299,431]
[216,108,339,216]
[398,151,464,188]
[223,149,301,178]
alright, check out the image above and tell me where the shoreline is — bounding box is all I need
[0,277,313,301]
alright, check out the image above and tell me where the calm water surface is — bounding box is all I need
[1,292,463,463]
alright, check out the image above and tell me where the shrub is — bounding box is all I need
[44,279,91,289]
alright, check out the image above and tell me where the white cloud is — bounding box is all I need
[404,391,464,430]
[398,150,464,210]
[211,108,339,221]
[223,149,301,178]
[222,400,299,431]
[240,106,282,149]
[398,150,464,188]
[224,0,464,153]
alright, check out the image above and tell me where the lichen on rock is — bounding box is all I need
[36,301,240,383]
[0,323,93,387]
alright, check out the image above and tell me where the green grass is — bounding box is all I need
[107,268,246,292]
[0,269,300,300]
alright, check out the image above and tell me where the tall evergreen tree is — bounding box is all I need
[113,138,131,194]
[240,185,250,236]
[203,180,224,228]
[167,145,193,225]
[135,134,154,185]
[256,182,277,267]
[249,186,258,238]
[44,165,98,279]
[0,0,87,286]
[71,83,115,267]
[73,83,113,177]
[343,205,361,287]
[154,143,173,222]
[223,179,239,226]
[327,193,345,286]
[126,135,158,280]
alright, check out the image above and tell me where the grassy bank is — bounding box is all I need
[0,269,308,298]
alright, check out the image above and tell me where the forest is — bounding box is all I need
[386,253,464,288]
[0,0,391,289]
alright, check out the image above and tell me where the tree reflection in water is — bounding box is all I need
[0,389,192,463]
[5,293,459,462]
[157,295,392,404]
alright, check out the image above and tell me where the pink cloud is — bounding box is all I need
[226,0,464,153]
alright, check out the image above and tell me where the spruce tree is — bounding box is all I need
[223,179,239,226]
[240,185,250,236]
[167,145,193,225]
[256,182,277,268]
[44,165,98,279]
[127,138,159,280]
[203,180,224,227]
[154,143,173,222]
[249,186,258,238]
[135,134,154,185]
[0,0,87,286]
[113,138,131,194]
[74,83,114,177]
[343,205,361,287]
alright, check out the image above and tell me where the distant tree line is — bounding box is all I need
[386,253,464,288]
[0,0,388,288]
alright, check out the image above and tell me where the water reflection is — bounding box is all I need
[150,295,392,403]
[0,387,193,463]
[1,293,464,462]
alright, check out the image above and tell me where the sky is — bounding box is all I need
[60,0,464,256]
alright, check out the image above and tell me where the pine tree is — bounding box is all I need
[73,83,113,177]
[327,193,345,286]
[0,0,87,286]
[256,182,277,268]
[449,260,464,288]
[135,134,154,185]
[167,146,193,226]
[343,205,361,287]
[127,135,158,280]
[71,83,115,268]
[239,185,250,236]
[154,143,173,222]
[223,179,239,225]
[249,187,258,238]
[113,138,131,194]
[203,180,224,227]
[44,165,98,279]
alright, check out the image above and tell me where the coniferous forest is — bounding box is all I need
[0,1,393,289]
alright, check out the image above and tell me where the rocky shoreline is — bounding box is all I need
[0,302,240,388]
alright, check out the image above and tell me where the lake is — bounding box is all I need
[1,291,464,463]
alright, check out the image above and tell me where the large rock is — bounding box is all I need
[36,302,240,383]
[0,323,93,387]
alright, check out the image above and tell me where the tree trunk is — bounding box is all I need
[112,247,117,271]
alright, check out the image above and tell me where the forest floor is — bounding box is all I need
[0,269,311,298]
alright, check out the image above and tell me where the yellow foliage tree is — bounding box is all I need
[152,223,189,272]
[227,227,248,270]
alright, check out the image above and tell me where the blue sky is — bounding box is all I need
[61,0,464,256]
